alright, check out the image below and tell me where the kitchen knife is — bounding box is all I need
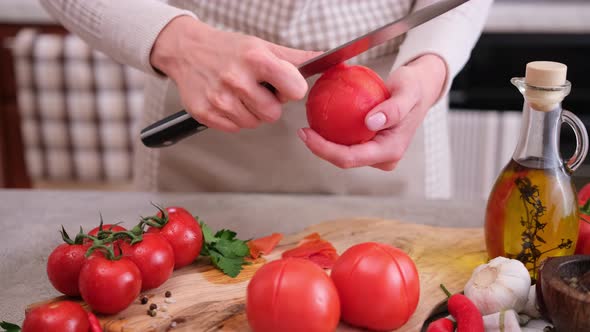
[140,0,469,148]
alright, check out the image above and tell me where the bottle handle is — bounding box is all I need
[562,110,589,172]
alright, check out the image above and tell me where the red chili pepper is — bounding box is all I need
[426,317,455,332]
[441,284,484,332]
[87,311,102,332]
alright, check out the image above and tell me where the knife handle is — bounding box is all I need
[140,82,277,148]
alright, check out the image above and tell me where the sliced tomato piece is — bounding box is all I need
[282,233,339,269]
[248,233,284,259]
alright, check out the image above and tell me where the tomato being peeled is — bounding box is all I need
[79,253,142,314]
[330,242,420,331]
[146,206,203,269]
[306,63,391,145]
[22,301,89,332]
[122,233,175,290]
[247,258,340,332]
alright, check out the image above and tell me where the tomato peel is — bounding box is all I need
[281,233,339,269]
[248,233,283,259]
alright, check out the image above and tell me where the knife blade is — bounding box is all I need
[140,0,470,148]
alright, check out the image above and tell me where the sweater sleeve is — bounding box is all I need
[391,0,493,99]
[38,0,197,76]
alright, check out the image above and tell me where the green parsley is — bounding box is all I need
[200,222,250,277]
[0,321,21,332]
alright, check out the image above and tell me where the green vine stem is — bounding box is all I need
[85,243,121,260]
[139,203,171,230]
[60,225,86,245]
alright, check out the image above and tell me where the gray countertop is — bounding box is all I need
[0,189,486,324]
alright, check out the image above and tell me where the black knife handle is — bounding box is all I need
[140,110,207,148]
[140,82,277,148]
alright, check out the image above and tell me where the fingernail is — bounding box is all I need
[366,112,387,131]
[297,128,307,142]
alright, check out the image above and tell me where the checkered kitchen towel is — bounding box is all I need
[12,29,144,182]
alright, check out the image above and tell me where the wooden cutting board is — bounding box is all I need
[29,218,488,332]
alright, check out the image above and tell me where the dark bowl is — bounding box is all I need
[539,255,590,332]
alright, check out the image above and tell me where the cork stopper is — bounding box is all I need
[525,61,567,87]
[522,61,569,112]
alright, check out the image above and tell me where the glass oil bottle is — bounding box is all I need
[484,61,589,281]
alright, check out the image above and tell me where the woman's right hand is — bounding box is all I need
[150,16,320,132]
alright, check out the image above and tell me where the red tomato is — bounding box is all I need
[122,233,175,290]
[306,63,391,145]
[576,183,590,254]
[331,242,420,331]
[578,182,590,205]
[146,207,203,269]
[47,243,89,296]
[22,301,89,332]
[79,254,142,314]
[247,258,340,332]
[87,311,102,332]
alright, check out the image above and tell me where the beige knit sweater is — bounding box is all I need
[40,0,493,198]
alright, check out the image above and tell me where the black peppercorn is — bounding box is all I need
[140,296,149,305]
[149,303,158,310]
[147,309,157,317]
[165,291,172,298]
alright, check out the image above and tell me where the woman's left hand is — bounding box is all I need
[297,54,447,171]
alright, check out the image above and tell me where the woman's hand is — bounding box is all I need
[297,54,447,171]
[150,16,320,132]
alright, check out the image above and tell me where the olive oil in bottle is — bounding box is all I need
[484,62,588,281]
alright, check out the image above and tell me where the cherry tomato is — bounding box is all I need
[22,301,89,332]
[79,254,142,314]
[47,242,89,296]
[577,220,590,254]
[306,63,390,145]
[576,183,590,254]
[247,258,340,332]
[146,207,203,269]
[122,233,175,290]
[331,242,420,331]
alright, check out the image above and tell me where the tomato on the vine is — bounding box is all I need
[79,253,142,314]
[330,242,420,331]
[247,258,340,332]
[122,233,175,290]
[47,227,90,296]
[145,206,203,269]
[22,301,89,332]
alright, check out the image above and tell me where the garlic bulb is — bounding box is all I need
[464,256,531,315]
[521,285,541,318]
[483,309,521,332]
